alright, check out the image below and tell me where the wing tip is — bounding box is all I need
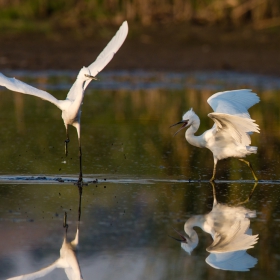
[120,20,129,36]
[120,20,128,38]
[122,20,128,28]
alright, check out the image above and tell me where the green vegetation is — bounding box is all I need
[0,0,280,33]
[0,77,279,181]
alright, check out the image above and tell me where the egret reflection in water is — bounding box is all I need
[0,21,128,184]
[205,249,258,271]
[171,90,260,181]
[7,187,84,280]
[171,182,259,271]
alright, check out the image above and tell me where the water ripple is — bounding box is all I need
[2,70,280,91]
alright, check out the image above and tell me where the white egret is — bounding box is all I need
[171,89,260,181]
[0,21,128,184]
[170,183,259,256]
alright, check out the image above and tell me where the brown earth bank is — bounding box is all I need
[0,23,280,77]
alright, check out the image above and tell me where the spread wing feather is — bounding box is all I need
[67,21,128,101]
[206,219,259,253]
[207,89,260,118]
[208,113,260,146]
[0,72,60,108]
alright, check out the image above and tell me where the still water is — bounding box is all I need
[0,70,280,279]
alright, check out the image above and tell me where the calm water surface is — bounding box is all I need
[0,70,280,279]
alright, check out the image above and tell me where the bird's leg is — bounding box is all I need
[65,128,70,156]
[63,211,68,233]
[73,124,87,186]
[78,184,83,222]
[239,159,258,181]
[78,138,83,185]
[237,182,258,205]
[209,181,218,206]
[210,159,217,182]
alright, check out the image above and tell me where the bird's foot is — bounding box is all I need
[75,175,88,187]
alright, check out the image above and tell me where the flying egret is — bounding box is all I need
[0,21,128,184]
[171,89,260,181]
[170,183,259,257]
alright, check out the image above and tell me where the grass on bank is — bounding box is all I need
[0,0,280,35]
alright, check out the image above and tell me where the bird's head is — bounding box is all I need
[78,66,97,81]
[170,108,195,136]
[169,229,195,255]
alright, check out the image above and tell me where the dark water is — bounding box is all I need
[0,70,280,279]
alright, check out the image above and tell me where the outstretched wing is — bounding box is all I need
[6,259,61,280]
[66,21,128,101]
[84,20,128,90]
[87,21,128,77]
[208,112,260,146]
[0,72,60,108]
[207,89,260,118]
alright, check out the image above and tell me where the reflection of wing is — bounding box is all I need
[61,229,82,280]
[6,260,62,280]
[208,112,260,146]
[207,89,260,117]
[206,250,258,271]
[207,219,259,253]
[0,72,60,108]
[7,228,82,280]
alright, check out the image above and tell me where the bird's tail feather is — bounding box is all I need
[246,146,257,154]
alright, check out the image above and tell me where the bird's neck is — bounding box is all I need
[183,216,202,249]
[185,115,204,148]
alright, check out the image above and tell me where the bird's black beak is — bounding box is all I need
[85,74,98,80]
[170,120,189,136]
[168,229,188,243]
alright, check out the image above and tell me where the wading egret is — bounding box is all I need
[170,183,259,268]
[0,21,128,184]
[171,89,260,181]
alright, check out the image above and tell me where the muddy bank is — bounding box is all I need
[0,24,280,77]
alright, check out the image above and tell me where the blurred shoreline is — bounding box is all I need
[0,24,280,77]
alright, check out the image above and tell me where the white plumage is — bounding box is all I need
[171,89,260,181]
[7,227,82,280]
[0,21,128,184]
[170,183,258,271]
[205,250,258,271]
[179,203,258,255]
